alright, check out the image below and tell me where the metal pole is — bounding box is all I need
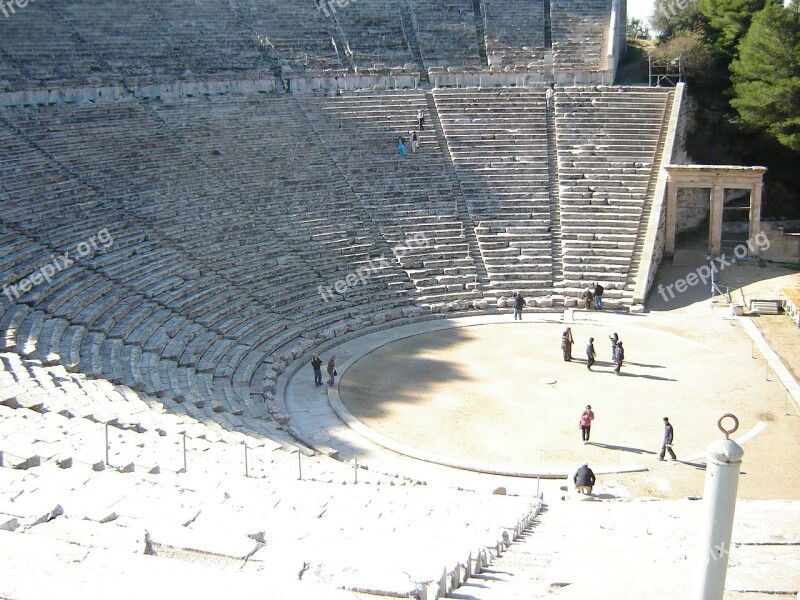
[765,363,770,381]
[785,389,791,417]
[691,414,744,600]
[297,450,302,481]
[354,454,358,484]
[105,423,110,466]
[244,441,249,478]
[182,433,187,473]
[751,341,755,359]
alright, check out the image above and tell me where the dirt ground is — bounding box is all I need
[339,261,800,502]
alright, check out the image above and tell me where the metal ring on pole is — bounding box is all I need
[717,413,739,439]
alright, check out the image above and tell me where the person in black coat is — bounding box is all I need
[593,282,604,309]
[513,292,525,320]
[574,462,596,494]
[311,353,323,386]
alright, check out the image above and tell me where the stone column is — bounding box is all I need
[665,181,678,256]
[709,184,725,255]
[748,180,763,251]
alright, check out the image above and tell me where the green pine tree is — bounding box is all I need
[730,0,800,152]
[699,0,770,55]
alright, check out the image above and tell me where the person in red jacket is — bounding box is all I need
[579,405,595,443]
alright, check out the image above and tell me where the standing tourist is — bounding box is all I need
[562,327,574,361]
[311,353,323,386]
[613,341,624,375]
[579,405,595,443]
[327,355,337,386]
[609,332,619,360]
[593,282,604,310]
[545,82,555,110]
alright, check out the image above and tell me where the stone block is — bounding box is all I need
[14,456,41,470]
[564,297,578,307]
[347,319,366,332]
[629,304,645,314]
[473,299,489,310]
[497,296,508,308]
[402,306,424,318]
[270,361,287,376]
[0,517,19,532]
[538,296,554,308]
[28,504,63,527]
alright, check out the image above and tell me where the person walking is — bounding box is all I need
[545,82,555,111]
[579,405,594,443]
[513,292,525,320]
[397,136,407,156]
[574,462,596,495]
[609,332,619,360]
[327,355,337,386]
[311,353,323,386]
[562,327,574,361]
[410,131,419,154]
[593,282,604,310]
[613,341,624,375]
[659,417,677,461]
[417,109,425,130]
[586,337,596,370]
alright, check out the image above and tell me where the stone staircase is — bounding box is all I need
[398,0,429,85]
[424,90,492,300]
[433,88,553,303]
[451,502,562,599]
[545,106,565,297]
[555,86,673,308]
[472,0,489,65]
[298,89,484,309]
[625,90,676,298]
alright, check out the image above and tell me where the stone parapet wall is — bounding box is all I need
[761,221,800,264]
